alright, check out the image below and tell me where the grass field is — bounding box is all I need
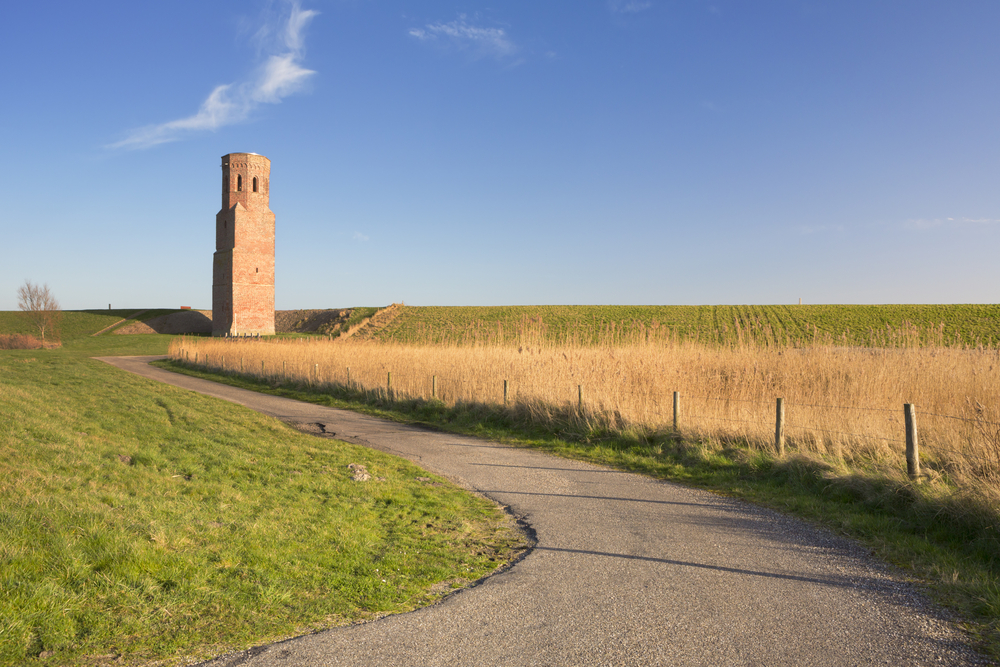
[7,303,1000,661]
[171,311,1000,658]
[331,306,378,337]
[372,304,1000,347]
[0,309,187,342]
[161,344,1000,659]
[0,323,527,666]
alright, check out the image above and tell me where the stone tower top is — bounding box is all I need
[221,152,270,213]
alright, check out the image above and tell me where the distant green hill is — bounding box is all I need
[0,309,173,341]
[4,304,997,347]
[370,304,1000,347]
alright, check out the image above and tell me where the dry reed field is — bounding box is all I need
[169,335,1000,492]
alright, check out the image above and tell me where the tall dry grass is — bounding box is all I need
[0,333,44,350]
[169,336,1000,489]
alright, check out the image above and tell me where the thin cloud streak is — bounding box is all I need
[110,2,317,150]
[409,15,517,59]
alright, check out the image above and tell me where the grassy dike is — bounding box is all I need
[0,336,528,667]
[156,359,1000,660]
[373,303,1000,346]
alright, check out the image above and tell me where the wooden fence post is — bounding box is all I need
[432,375,437,399]
[578,385,583,410]
[904,403,920,480]
[673,392,680,432]
[503,379,509,405]
[387,371,392,396]
[314,363,318,384]
[347,367,351,387]
[261,360,265,377]
[282,360,286,378]
[775,397,785,455]
[240,357,244,373]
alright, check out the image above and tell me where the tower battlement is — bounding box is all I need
[212,152,275,336]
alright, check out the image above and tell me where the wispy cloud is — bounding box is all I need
[904,217,1000,230]
[109,2,318,150]
[352,232,369,242]
[608,0,653,13]
[409,15,517,60]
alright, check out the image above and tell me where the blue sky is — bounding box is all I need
[2,1,998,310]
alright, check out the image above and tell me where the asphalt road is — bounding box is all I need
[98,356,988,667]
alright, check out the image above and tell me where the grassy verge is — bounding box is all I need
[154,359,1000,659]
[0,337,528,666]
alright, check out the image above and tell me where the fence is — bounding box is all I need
[173,342,1000,484]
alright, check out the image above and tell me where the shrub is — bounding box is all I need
[0,333,43,350]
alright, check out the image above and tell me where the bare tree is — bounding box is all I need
[17,280,62,345]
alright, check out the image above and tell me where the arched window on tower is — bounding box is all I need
[237,175,243,192]
[253,177,258,193]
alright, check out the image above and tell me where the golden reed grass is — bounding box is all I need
[169,335,1000,489]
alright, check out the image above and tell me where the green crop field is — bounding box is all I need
[372,304,1000,347]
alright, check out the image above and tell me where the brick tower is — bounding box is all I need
[213,153,275,336]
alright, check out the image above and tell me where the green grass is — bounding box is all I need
[0,308,193,342]
[0,335,527,666]
[0,310,135,341]
[373,304,1000,347]
[320,307,378,338]
[6,304,995,347]
[342,306,378,330]
[6,304,1000,663]
[96,309,194,336]
[156,360,1000,659]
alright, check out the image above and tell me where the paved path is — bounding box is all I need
[98,356,986,667]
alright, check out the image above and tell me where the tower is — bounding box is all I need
[212,153,276,336]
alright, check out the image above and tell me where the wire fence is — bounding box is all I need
[173,342,1000,483]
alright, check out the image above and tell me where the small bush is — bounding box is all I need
[0,334,43,350]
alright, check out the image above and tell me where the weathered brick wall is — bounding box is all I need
[212,153,276,336]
